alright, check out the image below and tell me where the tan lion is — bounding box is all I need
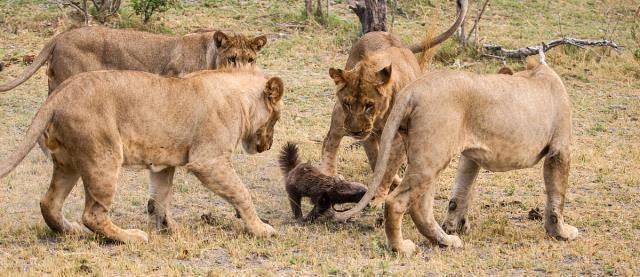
[0,68,283,243]
[0,26,267,94]
[322,0,468,205]
[334,54,579,256]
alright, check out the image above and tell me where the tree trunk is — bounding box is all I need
[315,0,323,17]
[350,0,387,34]
[305,0,313,18]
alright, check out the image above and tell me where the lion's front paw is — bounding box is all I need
[390,239,417,256]
[248,223,277,237]
[442,217,470,235]
[124,229,149,243]
[64,221,90,235]
[548,223,579,241]
[439,234,463,248]
[369,197,385,210]
[149,214,175,233]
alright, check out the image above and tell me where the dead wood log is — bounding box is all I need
[484,37,624,59]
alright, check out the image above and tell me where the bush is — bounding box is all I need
[131,0,174,23]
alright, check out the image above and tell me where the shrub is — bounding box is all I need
[131,0,174,23]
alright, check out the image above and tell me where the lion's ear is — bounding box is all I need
[213,31,230,49]
[264,77,284,104]
[329,68,345,86]
[498,67,514,75]
[250,35,268,51]
[377,65,392,85]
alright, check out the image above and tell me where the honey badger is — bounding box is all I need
[279,143,367,222]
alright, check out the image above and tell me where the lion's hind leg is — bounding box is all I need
[442,156,480,234]
[543,149,578,240]
[40,160,85,235]
[79,157,148,243]
[147,167,176,232]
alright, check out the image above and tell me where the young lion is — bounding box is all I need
[334,52,578,256]
[322,0,468,205]
[0,68,283,243]
[0,26,267,94]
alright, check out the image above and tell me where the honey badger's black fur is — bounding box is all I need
[279,142,367,222]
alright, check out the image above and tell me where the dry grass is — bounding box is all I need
[1,0,639,275]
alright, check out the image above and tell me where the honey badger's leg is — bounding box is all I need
[442,156,480,234]
[364,134,405,207]
[147,167,176,232]
[188,156,276,237]
[80,155,148,243]
[287,188,303,219]
[543,149,579,240]
[40,159,84,234]
[304,195,331,222]
[320,107,346,176]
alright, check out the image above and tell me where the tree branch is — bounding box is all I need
[465,0,489,44]
[483,37,624,59]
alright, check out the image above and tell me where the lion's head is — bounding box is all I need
[213,31,267,69]
[243,76,284,154]
[329,55,397,140]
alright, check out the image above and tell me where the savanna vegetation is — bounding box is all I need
[0,0,638,275]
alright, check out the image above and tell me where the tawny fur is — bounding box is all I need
[321,0,468,206]
[0,68,284,243]
[279,143,367,222]
[0,26,267,94]
[335,60,579,256]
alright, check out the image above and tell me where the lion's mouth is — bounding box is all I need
[349,130,370,140]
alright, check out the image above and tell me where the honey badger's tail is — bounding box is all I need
[279,142,301,176]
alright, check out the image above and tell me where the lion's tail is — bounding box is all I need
[0,92,59,178]
[408,0,468,54]
[0,37,56,92]
[333,87,414,221]
[279,142,301,176]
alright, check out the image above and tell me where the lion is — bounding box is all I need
[322,0,468,205]
[0,26,267,94]
[0,67,283,243]
[334,52,579,256]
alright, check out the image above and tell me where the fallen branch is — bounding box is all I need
[484,37,624,59]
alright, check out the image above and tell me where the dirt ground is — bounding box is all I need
[0,0,638,275]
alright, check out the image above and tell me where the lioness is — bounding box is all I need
[334,54,578,255]
[322,0,468,204]
[0,26,267,93]
[0,68,283,242]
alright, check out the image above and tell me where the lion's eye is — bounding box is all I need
[365,103,375,112]
[248,58,255,63]
[228,57,236,64]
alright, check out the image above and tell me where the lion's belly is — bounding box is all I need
[462,141,548,172]
[121,141,189,171]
